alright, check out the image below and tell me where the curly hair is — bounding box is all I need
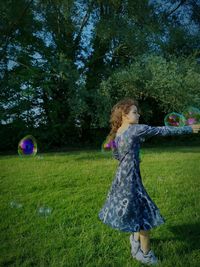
[106,98,139,143]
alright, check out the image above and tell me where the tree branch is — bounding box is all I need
[166,0,186,18]
[74,2,94,45]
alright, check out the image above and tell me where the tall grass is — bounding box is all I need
[0,146,200,267]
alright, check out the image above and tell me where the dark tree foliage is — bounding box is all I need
[0,0,200,152]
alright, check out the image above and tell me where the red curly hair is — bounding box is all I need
[106,98,139,143]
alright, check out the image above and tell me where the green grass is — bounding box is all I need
[0,146,200,267]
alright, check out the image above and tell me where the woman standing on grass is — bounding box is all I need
[98,98,200,265]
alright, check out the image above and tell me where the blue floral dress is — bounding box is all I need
[98,124,193,232]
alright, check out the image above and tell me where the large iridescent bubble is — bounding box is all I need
[183,106,200,125]
[18,135,37,156]
[164,112,186,127]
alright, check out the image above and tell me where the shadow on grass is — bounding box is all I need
[152,223,200,259]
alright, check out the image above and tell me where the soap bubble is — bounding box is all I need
[18,135,37,156]
[37,206,52,217]
[10,200,23,209]
[101,139,117,153]
[183,106,200,125]
[164,112,186,127]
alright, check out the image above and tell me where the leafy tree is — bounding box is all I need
[97,54,200,126]
[1,0,200,152]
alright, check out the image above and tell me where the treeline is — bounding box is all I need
[1,0,200,152]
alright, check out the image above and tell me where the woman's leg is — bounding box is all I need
[139,230,151,254]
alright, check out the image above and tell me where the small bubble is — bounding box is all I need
[164,112,186,127]
[10,200,23,208]
[183,106,200,125]
[37,206,52,216]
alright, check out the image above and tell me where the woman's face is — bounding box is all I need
[122,105,140,124]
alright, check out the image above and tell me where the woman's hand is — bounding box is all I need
[190,124,200,133]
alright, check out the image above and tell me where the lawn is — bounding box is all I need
[0,146,200,267]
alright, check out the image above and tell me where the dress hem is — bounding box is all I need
[98,214,165,233]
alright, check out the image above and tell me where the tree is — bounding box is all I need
[97,54,200,126]
[1,0,200,152]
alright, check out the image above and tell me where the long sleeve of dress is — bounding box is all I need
[111,124,193,161]
[134,124,193,139]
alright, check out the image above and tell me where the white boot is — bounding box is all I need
[135,248,158,265]
[129,234,140,258]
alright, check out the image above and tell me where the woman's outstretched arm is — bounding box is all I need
[134,124,200,139]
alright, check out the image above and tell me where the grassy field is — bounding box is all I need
[0,146,200,267]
